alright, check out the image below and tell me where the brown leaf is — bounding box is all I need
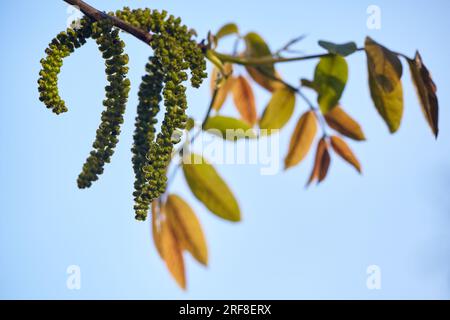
[160,218,186,290]
[330,136,362,173]
[408,51,439,138]
[151,201,163,258]
[232,76,257,125]
[284,111,318,170]
[246,67,284,92]
[210,63,234,111]
[307,138,331,186]
[324,106,366,141]
[166,194,208,266]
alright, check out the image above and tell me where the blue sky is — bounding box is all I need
[1,0,450,299]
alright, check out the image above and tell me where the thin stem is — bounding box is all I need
[274,34,307,56]
[213,48,365,66]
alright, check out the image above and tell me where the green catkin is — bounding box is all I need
[38,18,93,114]
[38,8,206,221]
[120,9,207,220]
[132,56,164,219]
[77,20,130,188]
[39,18,130,189]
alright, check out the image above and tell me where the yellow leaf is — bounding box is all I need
[324,106,366,141]
[284,111,318,170]
[365,37,404,133]
[330,136,362,173]
[166,194,208,266]
[232,76,257,125]
[216,23,239,40]
[407,51,439,138]
[259,87,296,132]
[183,153,241,222]
[203,115,256,141]
[307,138,331,186]
[151,201,163,258]
[160,219,186,290]
[210,63,234,111]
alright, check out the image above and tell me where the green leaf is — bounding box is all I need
[314,55,348,113]
[244,32,279,91]
[318,40,358,57]
[203,115,256,141]
[259,87,296,132]
[365,37,404,133]
[407,51,439,138]
[183,154,241,222]
[244,32,273,63]
[216,23,239,40]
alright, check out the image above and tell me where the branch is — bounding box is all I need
[213,48,365,66]
[63,0,153,45]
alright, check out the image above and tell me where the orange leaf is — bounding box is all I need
[166,194,208,266]
[324,106,366,141]
[330,136,362,173]
[246,67,284,92]
[210,64,234,111]
[284,111,317,170]
[232,76,257,126]
[307,138,331,186]
[160,219,186,290]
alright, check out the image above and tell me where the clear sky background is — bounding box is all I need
[1,0,449,299]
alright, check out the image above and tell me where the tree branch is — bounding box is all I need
[63,0,153,45]
[213,48,365,66]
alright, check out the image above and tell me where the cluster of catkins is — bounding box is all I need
[38,8,207,221]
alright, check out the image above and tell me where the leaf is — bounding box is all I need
[232,76,257,125]
[246,67,284,92]
[307,138,331,186]
[151,201,163,258]
[210,63,234,111]
[166,194,208,266]
[183,153,241,222]
[324,106,366,141]
[314,55,348,113]
[203,115,256,140]
[244,32,274,74]
[407,51,439,138]
[216,23,239,40]
[284,111,318,170]
[160,219,186,290]
[259,87,296,132]
[330,136,362,173]
[318,40,358,57]
[365,37,404,133]
[244,32,280,92]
